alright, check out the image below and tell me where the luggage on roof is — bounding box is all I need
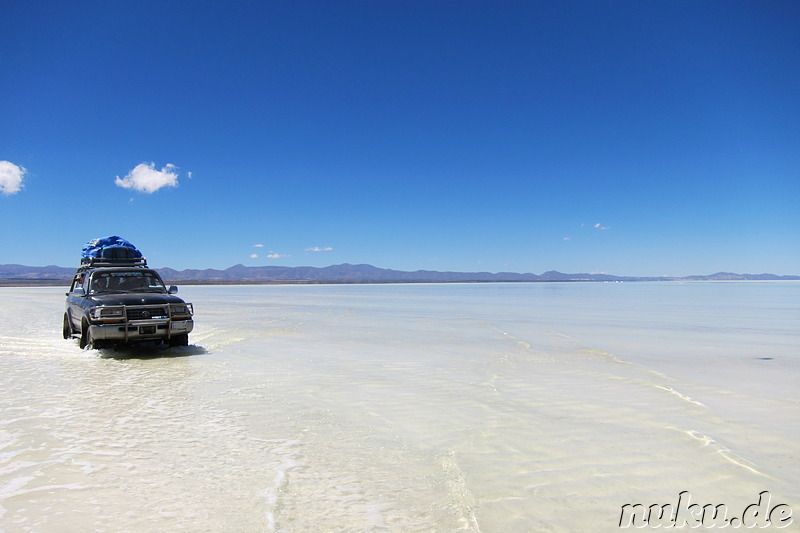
[80,236,144,265]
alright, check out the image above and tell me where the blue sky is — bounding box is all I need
[2,0,798,276]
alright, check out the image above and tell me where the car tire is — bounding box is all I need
[168,334,189,347]
[79,321,92,349]
[63,313,73,340]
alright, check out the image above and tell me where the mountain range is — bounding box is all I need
[1,263,798,284]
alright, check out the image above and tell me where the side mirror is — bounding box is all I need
[73,287,86,296]
[168,286,178,294]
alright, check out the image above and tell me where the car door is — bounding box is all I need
[66,273,89,331]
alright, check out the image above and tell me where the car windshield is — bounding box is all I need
[89,271,167,294]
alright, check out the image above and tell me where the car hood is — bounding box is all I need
[87,293,187,306]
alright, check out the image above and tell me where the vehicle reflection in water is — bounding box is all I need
[93,342,208,360]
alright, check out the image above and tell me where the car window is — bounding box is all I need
[88,271,166,294]
[69,274,86,293]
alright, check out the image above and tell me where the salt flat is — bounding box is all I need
[0,282,797,532]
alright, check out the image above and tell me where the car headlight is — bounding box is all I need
[91,307,125,320]
[170,303,193,316]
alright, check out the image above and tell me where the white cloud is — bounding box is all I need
[0,161,26,195]
[267,251,288,259]
[563,236,571,241]
[594,223,610,230]
[250,253,259,259]
[115,162,180,193]
[253,244,265,248]
[306,246,333,252]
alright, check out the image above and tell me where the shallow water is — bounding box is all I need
[1,282,798,532]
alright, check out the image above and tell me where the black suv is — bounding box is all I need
[63,256,194,349]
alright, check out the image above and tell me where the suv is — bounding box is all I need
[63,256,194,349]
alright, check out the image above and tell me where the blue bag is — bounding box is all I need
[81,236,143,260]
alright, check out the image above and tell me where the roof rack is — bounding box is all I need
[77,257,149,271]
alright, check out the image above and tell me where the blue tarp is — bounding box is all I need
[81,236,142,260]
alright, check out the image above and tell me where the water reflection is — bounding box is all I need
[95,342,208,360]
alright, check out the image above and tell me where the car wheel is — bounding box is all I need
[79,321,92,349]
[168,334,189,347]
[63,313,73,340]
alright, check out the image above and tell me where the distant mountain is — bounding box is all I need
[156,264,657,283]
[678,271,800,281]
[0,264,75,280]
[1,263,798,284]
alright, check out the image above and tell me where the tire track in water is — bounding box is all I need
[255,438,302,532]
[488,324,711,411]
[664,427,773,479]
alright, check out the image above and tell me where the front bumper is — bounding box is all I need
[89,319,193,343]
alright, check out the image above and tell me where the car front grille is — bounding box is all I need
[126,307,169,321]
